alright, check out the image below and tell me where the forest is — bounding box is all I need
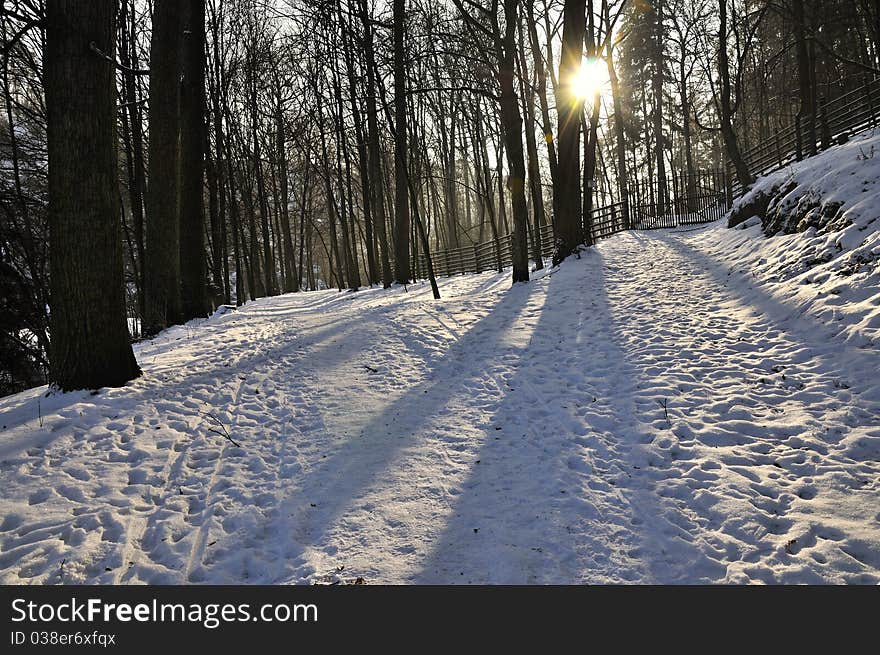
[0,0,879,589]
[2,0,877,393]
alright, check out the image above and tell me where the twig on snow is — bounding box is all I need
[203,412,242,448]
[657,399,671,427]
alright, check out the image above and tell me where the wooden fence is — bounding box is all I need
[412,193,727,280]
[632,192,728,230]
[733,75,880,194]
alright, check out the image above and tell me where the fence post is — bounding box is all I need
[795,114,803,161]
[775,128,782,167]
[807,112,817,157]
[623,199,631,231]
[724,163,733,207]
[865,75,876,128]
[587,206,594,244]
[474,244,481,274]
[820,97,831,150]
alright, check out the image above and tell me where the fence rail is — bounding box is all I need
[412,193,727,280]
[734,75,880,194]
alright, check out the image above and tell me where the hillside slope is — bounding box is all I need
[0,223,878,584]
[727,127,880,349]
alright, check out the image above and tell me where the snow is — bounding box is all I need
[1,221,878,584]
[729,127,880,348]
[734,128,880,228]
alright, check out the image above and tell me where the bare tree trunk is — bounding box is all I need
[518,18,545,270]
[341,18,377,286]
[180,0,209,320]
[296,158,311,291]
[45,0,141,390]
[359,0,393,288]
[495,0,529,283]
[678,53,696,201]
[606,40,629,210]
[144,0,182,334]
[119,0,146,320]
[526,0,559,228]
[555,0,586,262]
[718,0,753,188]
[275,86,297,293]
[331,42,360,291]
[207,0,230,303]
[652,0,668,213]
[583,95,601,244]
[793,0,816,158]
[316,86,345,291]
[393,0,410,284]
[475,105,503,272]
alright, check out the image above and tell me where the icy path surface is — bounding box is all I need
[1,226,878,584]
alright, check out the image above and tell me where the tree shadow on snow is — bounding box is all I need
[247,280,541,583]
[411,250,711,583]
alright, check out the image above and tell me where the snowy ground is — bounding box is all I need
[1,224,878,585]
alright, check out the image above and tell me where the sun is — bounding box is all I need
[572,57,608,102]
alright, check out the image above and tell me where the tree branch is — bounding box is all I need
[89,41,150,76]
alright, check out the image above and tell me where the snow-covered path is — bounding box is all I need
[1,225,878,584]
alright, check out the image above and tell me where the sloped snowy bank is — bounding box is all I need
[726,127,880,348]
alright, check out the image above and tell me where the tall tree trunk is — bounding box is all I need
[555,0,586,262]
[583,95,601,244]
[606,40,629,212]
[517,18,545,270]
[255,138,276,296]
[393,0,410,284]
[144,0,183,335]
[679,55,696,201]
[180,0,209,320]
[475,105,503,272]
[208,0,230,303]
[652,0,668,213]
[331,46,360,291]
[359,0,393,288]
[317,89,345,291]
[339,8,378,286]
[495,0,529,283]
[793,0,816,158]
[275,90,298,293]
[227,158,245,305]
[526,0,559,229]
[296,159,311,291]
[45,0,141,390]
[206,130,223,296]
[248,40,276,297]
[405,115,441,299]
[496,135,509,235]
[120,0,146,320]
[718,0,753,188]
[242,163,264,298]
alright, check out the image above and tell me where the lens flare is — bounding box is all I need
[572,58,608,101]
